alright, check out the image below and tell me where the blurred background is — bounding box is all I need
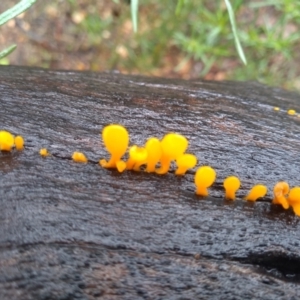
[1,0,300,91]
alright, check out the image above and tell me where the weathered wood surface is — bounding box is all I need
[1,65,300,299]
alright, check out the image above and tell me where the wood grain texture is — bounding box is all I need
[1,65,300,299]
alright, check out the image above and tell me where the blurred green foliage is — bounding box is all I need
[84,0,300,88]
[0,0,36,59]
[74,0,300,89]
[1,0,300,91]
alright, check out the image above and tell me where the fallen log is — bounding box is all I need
[1,65,300,299]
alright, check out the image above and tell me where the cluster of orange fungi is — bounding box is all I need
[1,125,300,216]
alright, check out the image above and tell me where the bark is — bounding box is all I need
[1,65,300,299]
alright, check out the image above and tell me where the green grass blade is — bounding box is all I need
[131,0,138,33]
[176,0,186,16]
[224,0,247,65]
[0,44,17,59]
[0,0,36,27]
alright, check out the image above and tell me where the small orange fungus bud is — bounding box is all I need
[15,135,24,151]
[194,166,216,197]
[72,151,88,163]
[272,181,289,209]
[144,137,162,173]
[126,145,148,171]
[156,133,188,175]
[245,184,267,201]
[288,109,296,115]
[223,176,241,200]
[100,124,129,173]
[39,148,49,157]
[287,187,300,216]
[175,153,197,175]
[273,107,280,111]
[0,130,14,151]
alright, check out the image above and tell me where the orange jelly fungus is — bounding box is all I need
[194,166,216,197]
[144,137,162,173]
[287,187,300,216]
[72,151,88,163]
[15,135,24,151]
[175,153,197,175]
[39,148,49,157]
[245,184,267,201]
[126,145,148,171]
[156,133,188,175]
[0,130,14,151]
[273,107,280,111]
[100,124,129,173]
[223,176,241,200]
[272,181,289,209]
[288,109,296,115]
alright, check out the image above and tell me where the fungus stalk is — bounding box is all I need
[288,187,300,216]
[245,184,267,201]
[272,181,289,209]
[15,135,24,151]
[156,133,188,175]
[126,145,148,171]
[72,151,88,163]
[144,137,162,173]
[39,148,49,157]
[223,176,241,200]
[194,166,216,197]
[0,130,14,151]
[100,124,129,172]
[175,153,197,175]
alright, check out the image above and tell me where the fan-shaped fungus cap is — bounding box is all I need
[126,145,148,171]
[245,184,267,201]
[72,151,88,163]
[100,124,129,172]
[0,130,14,151]
[287,187,300,216]
[194,166,216,197]
[156,133,188,175]
[223,176,241,200]
[175,153,197,175]
[15,135,24,151]
[39,148,49,157]
[144,137,162,173]
[272,181,289,209]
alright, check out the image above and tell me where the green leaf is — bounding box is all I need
[0,44,17,59]
[0,0,36,27]
[112,0,119,3]
[131,0,138,33]
[224,0,247,65]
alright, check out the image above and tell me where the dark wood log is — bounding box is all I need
[1,65,300,299]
